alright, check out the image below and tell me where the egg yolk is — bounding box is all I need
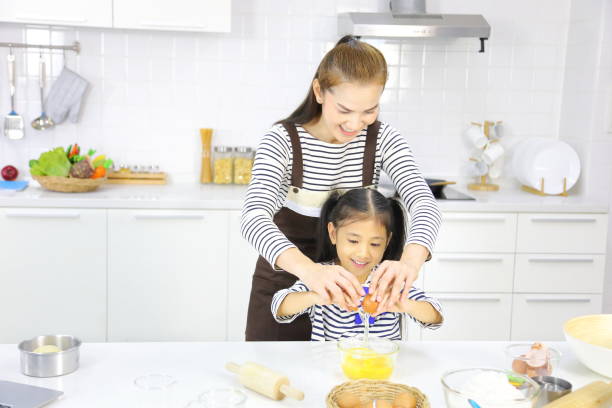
[341,347,393,380]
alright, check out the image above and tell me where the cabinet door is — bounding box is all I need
[113,0,230,32]
[436,213,517,253]
[0,0,111,27]
[0,208,107,343]
[421,293,512,341]
[511,294,603,341]
[108,209,228,341]
[226,212,259,341]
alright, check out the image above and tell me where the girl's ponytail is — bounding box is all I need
[382,197,407,261]
[316,191,342,262]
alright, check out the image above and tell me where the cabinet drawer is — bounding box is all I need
[424,254,514,292]
[517,213,608,253]
[515,254,605,293]
[421,293,511,341]
[511,294,603,341]
[436,213,516,252]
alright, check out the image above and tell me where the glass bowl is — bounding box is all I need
[441,368,541,408]
[505,343,561,376]
[198,387,246,407]
[337,335,399,380]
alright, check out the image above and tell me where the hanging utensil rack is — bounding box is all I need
[0,41,80,54]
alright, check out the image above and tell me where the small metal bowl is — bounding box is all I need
[531,376,572,407]
[18,335,81,377]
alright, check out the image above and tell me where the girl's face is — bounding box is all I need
[328,217,389,281]
[313,81,383,144]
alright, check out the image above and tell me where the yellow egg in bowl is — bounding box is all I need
[563,314,612,378]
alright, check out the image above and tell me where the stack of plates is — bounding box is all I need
[511,137,581,195]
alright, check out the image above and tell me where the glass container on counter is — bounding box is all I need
[233,147,254,185]
[213,146,233,184]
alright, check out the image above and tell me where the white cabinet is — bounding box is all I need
[226,211,259,341]
[0,208,107,343]
[113,0,231,32]
[436,213,517,253]
[107,209,228,341]
[0,0,112,28]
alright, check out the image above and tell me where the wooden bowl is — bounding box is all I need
[564,314,612,377]
[33,175,106,193]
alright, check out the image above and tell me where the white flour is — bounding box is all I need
[445,371,533,408]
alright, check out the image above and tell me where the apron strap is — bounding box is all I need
[363,120,381,187]
[281,121,303,189]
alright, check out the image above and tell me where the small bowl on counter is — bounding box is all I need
[337,335,399,380]
[441,368,541,408]
[18,334,81,377]
[505,343,561,376]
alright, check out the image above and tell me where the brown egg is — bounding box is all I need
[336,391,361,408]
[361,400,393,408]
[392,392,417,408]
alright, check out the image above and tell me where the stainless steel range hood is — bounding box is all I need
[338,1,491,52]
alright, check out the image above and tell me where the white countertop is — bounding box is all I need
[0,179,608,213]
[0,341,606,407]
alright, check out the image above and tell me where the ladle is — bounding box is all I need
[31,55,54,131]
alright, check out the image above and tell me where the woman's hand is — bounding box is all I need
[368,259,420,312]
[300,263,364,311]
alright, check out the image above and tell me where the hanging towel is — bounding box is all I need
[45,67,89,125]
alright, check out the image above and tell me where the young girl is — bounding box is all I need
[271,188,443,341]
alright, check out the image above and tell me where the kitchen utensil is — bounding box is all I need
[199,387,247,407]
[505,343,561,376]
[0,381,63,408]
[338,335,399,380]
[541,381,612,408]
[326,379,430,408]
[532,376,572,407]
[31,55,55,131]
[225,361,304,401]
[200,128,213,183]
[4,50,24,139]
[107,170,167,185]
[425,178,457,198]
[563,314,612,378]
[134,374,176,408]
[468,399,481,408]
[18,334,81,377]
[441,368,541,408]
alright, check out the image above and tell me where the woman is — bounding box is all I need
[241,35,441,341]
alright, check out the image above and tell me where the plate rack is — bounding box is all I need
[521,177,569,197]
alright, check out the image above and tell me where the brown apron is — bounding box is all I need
[245,120,380,341]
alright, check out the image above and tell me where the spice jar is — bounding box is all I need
[233,147,254,185]
[213,146,233,184]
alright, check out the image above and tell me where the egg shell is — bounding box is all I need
[336,391,361,408]
[362,294,379,315]
[512,357,528,374]
[392,392,417,408]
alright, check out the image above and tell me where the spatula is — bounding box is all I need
[4,50,24,139]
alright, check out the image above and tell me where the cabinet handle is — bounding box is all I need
[525,298,591,303]
[16,15,88,23]
[438,296,501,302]
[438,256,503,263]
[5,211,81,219]
[443,214,508,222]
[528,257,594,263]
[133,213,205,220]
[530,217,597,223]
[139,22,207,29]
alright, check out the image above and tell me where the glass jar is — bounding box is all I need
[233,147,254,185]
[213,146,233,184]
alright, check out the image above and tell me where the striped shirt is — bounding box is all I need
[271,269,443,341]
[240,122,442,268]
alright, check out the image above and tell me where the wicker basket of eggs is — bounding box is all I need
[326,379,429,408]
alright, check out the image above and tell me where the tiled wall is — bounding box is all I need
[0,0,572,182]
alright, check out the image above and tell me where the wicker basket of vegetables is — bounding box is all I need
[29,144,113,193]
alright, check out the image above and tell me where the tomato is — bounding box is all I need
[362,294,379,315]
[91,166,106,179]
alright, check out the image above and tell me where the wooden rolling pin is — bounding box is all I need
[543,381,612,408]
[226,361,304,401]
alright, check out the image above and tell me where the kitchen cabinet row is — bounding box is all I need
[0,0,230,32]
[0,208,607,344]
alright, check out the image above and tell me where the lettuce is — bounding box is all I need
[29,147,72,177]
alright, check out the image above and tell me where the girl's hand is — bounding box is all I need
[301,263,364,311]
[368,260,420,312]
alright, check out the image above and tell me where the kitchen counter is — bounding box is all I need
[0,180,608,212]
[0,341,607,407]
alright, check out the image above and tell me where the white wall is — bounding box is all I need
[560,0,612,313]
[0,0,571,182]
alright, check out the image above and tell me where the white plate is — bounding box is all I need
[511,137,552,186]
[522,140,581,194]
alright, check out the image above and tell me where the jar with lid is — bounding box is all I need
[233,147,254,185]
[213,146,233,184]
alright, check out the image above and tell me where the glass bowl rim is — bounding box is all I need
[336,335,399,355]
[440,367,542,401]
[198,387,247,405]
